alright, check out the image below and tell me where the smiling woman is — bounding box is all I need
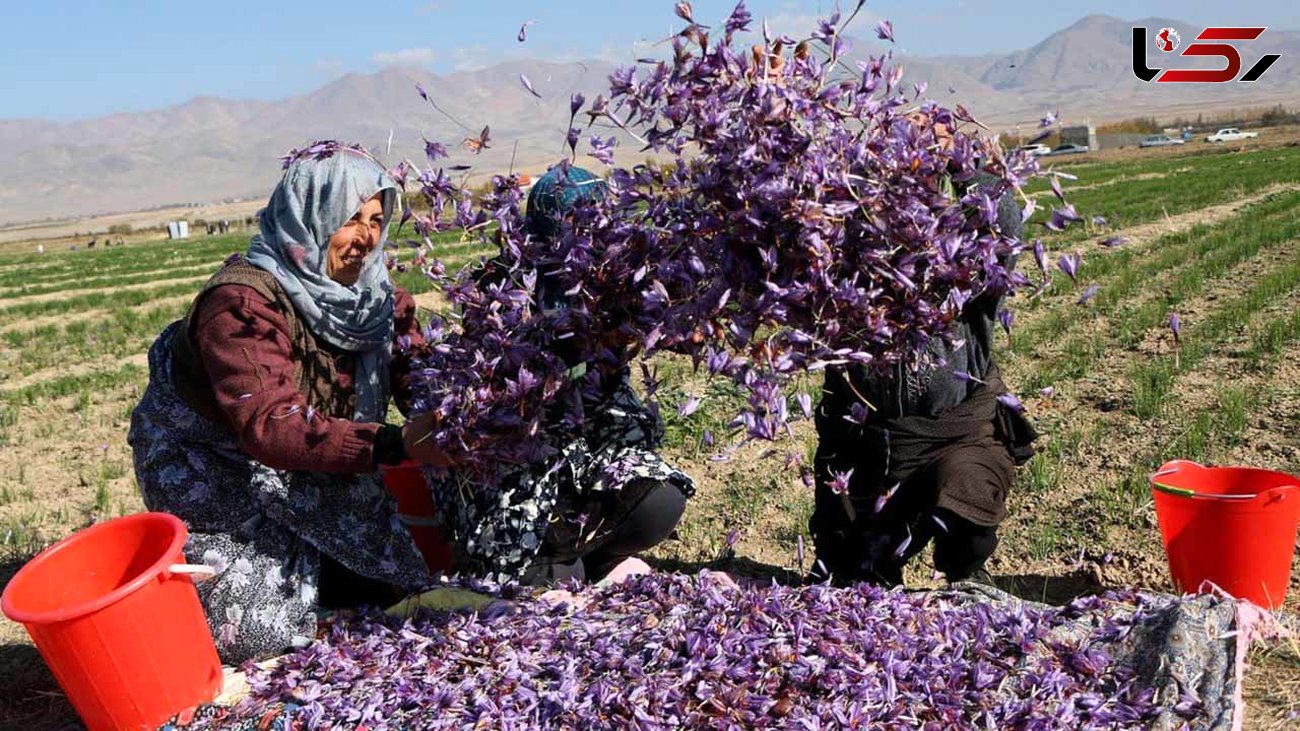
[325,194,386,286]
[126,142,458,665]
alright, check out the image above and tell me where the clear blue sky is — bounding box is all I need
[3,1,1295,120]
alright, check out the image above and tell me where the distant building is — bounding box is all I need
[1060,124,1098,150]
[166,221,191,240]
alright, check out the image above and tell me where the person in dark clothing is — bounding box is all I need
[809,116,1037,587]
[428,166,694,587]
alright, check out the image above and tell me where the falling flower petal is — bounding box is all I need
[827,469,854,495]
[1077,283,1100,305]
[677,394,702,418]
[998,309,1015,336]
[517,19,538,42]
[875,19,895,43]
[796,392,814,419]
[997,392,1025,413]
[1057,252,1081,282]
[520,74,542,99]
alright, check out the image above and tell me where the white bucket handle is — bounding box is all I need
[397,513,442,528]
[168,564,218,581]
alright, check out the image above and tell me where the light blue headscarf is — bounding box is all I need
[246,147,399,422]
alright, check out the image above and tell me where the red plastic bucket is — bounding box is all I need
[382,460,453,573]
[1,512,222,731]
[1151,460,1300,609]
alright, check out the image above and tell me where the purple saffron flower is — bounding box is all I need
[1092,215,1108,227]
[1100,235,1128,248]
[677,394,702,418]
[1169,313,1182,344]
[875,19,895,43]
[1077,283,1100,305]
[998,309,1015,336]
[997,392,1025,413]
[674,1,694,24]
[724,1,752,34]
[589,136,616,165]
[827,469,854,495]
[1032,240,1048,276]
[1057,252,1081,282]
[424,139,449,162]
[796,392,814,419]
[1039,109,1058,128]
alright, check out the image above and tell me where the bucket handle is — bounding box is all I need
[167,564,218,582]
[397,513,442,528]
[1152,461,1300,501]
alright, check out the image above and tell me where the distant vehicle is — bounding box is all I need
[1015,143,1052,157]
[1139,135,1186,148]
[1205,128,1259,143]
[1047,143,1090,156]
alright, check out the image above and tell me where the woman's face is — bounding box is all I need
[326,193,385,286]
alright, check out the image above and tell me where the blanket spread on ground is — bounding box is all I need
[158,574,1272,731]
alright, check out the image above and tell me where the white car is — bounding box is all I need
[1205,128,1259,143]
[1015,143,1052,157]
[1139,135,1186,148]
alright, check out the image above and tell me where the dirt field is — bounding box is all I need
[1,143,1299,728]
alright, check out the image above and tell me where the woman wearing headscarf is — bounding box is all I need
[429,165,695,586]
[808,116,1037,588]
[129,142,453,664]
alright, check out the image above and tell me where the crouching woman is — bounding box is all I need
[129,144,453,663]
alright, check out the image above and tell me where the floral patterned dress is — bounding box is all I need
[129,322,429,664]
[428,377,695,582]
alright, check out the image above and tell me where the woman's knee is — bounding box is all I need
[603,480,687,555]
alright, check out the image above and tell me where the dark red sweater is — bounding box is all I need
[190,283,426,474]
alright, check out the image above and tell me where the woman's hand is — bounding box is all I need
[401,411,461,469]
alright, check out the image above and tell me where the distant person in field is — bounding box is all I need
[430,165,694,586]
[129,142,458,664]
[809,114,1037,588]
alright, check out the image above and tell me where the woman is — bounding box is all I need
[130,143,451,664]
[429,166,695,585]
[809,117,1037,588]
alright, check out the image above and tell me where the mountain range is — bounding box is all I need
[1,14,1295,225]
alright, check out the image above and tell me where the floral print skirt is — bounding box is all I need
[428,379,695,582]
[128,322,429,664]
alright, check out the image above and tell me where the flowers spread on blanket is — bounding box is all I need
[198,575,1205,730]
